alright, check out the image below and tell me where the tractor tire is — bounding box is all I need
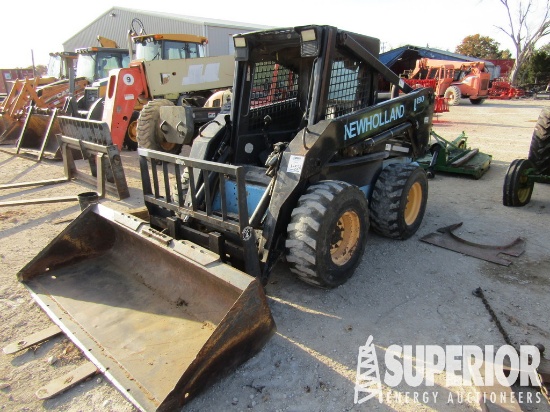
[285,181,369,289]
[527,107,550,175]
[469,98,484,105]
[89,157,115,183]
[86,98,104,121]
[503,159,535,207]
[137,99,182,154]
[370,163,428,239]
[444,86,461,106]
[123,111,139,151]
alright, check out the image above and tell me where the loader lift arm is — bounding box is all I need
[338,31,414,94]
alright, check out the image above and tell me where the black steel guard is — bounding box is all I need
[138,148,262,278]
[138,148,251,236]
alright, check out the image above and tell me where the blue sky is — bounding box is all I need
[1,0,547,68]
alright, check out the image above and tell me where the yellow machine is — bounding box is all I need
[5,44,129,158]
[0,52,87,145]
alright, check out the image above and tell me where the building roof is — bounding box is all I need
[64,6,270,44]
[380,45,495,69]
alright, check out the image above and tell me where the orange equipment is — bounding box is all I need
[406,58,491,105]
[402,78,449,114]
[8,45,130,160]
[0,73,87,144]
[488,78,525,99]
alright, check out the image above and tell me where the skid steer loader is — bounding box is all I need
[17,25,434,411]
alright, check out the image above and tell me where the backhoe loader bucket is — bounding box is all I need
[16,108,62,159]
[18,204,275,411]
[0,115,23,145]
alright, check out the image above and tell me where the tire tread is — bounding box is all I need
[370,163,428,239]
[285,180,368,288]
[528,108,550,174]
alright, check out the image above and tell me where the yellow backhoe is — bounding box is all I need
[2,39,129,159]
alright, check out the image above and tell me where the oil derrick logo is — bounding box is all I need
[354,335,382,404]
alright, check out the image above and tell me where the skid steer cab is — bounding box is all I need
[141,25,435,288]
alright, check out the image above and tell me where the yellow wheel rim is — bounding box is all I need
[517,174,532,203]
[330,210,361,266]
[160,139,177,152]
[127,120,138,143]
[404,182,422,226]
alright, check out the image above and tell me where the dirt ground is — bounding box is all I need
[0,97,549,412]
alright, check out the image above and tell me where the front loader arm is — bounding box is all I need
[338,31,413,95]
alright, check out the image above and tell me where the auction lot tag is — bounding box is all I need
[287,155,305,174]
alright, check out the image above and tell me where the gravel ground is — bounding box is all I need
[0,97,549,412]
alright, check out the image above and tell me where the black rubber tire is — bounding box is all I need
[469,98,484,105]
[123,111,139,151]
[527,107,550,175]
[86,98,104,120]
[456,139,467,149]
[285,181,369,289]
[89,157,115,183]
[444,86,461,106]
[503,159,535,207]
[370,163,428,239]
[137,99,182,154]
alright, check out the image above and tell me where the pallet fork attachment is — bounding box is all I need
[0,119,129,206]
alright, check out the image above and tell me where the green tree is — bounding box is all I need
[501,49,512,59]
[455,34,508,58]
[526,47,550,83]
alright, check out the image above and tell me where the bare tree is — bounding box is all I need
[496,0,550,85]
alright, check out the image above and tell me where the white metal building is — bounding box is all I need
[63,7,269,57]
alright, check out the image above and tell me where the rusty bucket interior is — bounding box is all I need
[18,205,275,412]
[0,115,23,145]
[17,110,63,159]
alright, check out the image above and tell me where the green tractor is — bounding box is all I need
[503,107,550,206]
